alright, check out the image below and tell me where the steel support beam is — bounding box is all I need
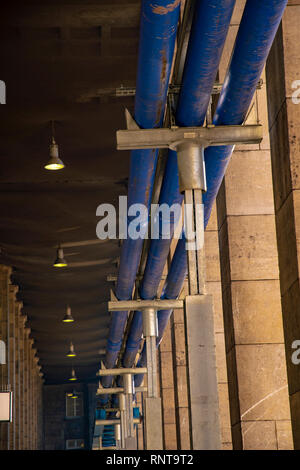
[95,418,141,426]
[117,122,263,151]
[108,298,183,312]
[185,295,221,449]
[96,386,147,395]
[124,436,137,450]
[115,79,263,99]
[180,143,221,449]
[123,374,134,438]
[98,367,147,376]
[115,423,121,449]
[144,397,163,450]
[142,308,163,450]
[119,393,126,449]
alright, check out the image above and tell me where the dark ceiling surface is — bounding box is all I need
[0,0,141,383]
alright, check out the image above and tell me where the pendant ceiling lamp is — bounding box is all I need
[67,341,76,357]
[53,245,67,268]
[44,120,65,171]
[69,367,77,381]
[62,305,74,323]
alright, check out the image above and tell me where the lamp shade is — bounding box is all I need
[53,246,67,267]
[69,368,77,381]
[67,342,76,357]
[44,137,65,170]
[63,305,74,323]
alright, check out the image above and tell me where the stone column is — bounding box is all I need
[28,337,34,449]
[8,285,18,450]
[204,204,232,449]
[156,202,231,450]
[217,151,292,448]
[0,265,12,450]
[23,327,30,449]
[29,344,36,449]
[135,391,144,450]
[33,357,40,449]
[155,200,232,450]
[158,320,177,449]
[37,370,43,450]
[32,358,36,450]
[14,304,19,449]
[28,343,32,450]
[14,302,22,450]
[18,315,26,449]
[266,1,300,450]
[214,0,292,449]
[28,340,34,449]
[170,293,191,450]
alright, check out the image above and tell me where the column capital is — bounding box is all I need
[9,285,19,296]
[0,264,12,278]
[15,302,23,315]
[24,328,31,338]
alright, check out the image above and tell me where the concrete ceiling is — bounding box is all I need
[0,1,141,383]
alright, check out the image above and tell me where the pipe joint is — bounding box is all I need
[119,393,126,412]
[175,141,207,193]
[115,423,121,442]
[142,308,158,337]
[123,374,134,395]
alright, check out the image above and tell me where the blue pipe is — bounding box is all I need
[122,150,182,367]
[161,0,288,297]
[203,0,288,225]
[135,0,288,386]
[135,237,187,386]
[141,149,183,301]
[123,0,235,368]
[101,0,181,388]
[142,0,236,298]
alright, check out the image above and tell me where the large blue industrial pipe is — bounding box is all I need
[122,0,236,368]
[135,0,288,386]
[134,237,187,386]
[122,151,183,367]
[203,0,288,225]
[101,0,181,388]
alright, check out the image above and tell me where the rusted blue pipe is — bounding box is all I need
[135,0,288,386]
[203,0,288,225]
[101,0,181,391]
[123,0,235,369]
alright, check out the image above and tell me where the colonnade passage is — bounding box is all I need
[0,266,43,450]
[1,0,300,452]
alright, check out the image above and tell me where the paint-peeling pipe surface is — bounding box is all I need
[151,0,181,16]
[123,0,235,371]
[203,0,288,226]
